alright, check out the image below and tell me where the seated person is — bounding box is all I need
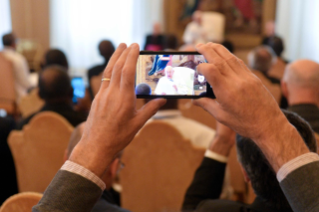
[65,123,129,212]
[42,49,69,70]
[145,99,233,199]
[282,59,319,133]
[0,115,18,204]
[17,66,87,129]
[154,66,178,95]
[2,33,32,101]
[182,110,317,212]
[135,83,152,95]
[144,22,164,51]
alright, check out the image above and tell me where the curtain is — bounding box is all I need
[0,0,12,50]
[276,0,319,63]
[50,0,163,73]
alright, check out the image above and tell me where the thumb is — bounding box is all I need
[136,98,167,125]
[194,98,221,118]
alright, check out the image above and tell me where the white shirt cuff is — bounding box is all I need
[277,152,319,182]
[61,160,106,191]
[204,149,228,163]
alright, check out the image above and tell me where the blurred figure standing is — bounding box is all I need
[144,22,165,51]
[87,40,115,99]
[1,33,31,102]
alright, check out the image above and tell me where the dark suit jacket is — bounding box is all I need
[32,161,319,212]
[91,190,130,212]
[143,34,164,50]
[17,102,87,130]
[182,158,293,212]
[288,104,319,134]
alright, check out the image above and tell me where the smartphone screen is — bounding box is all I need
[71,77,85,104]
[135,51,215,99]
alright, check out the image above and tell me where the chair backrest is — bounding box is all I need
[8,111,74,192]
[0,192,42,212]
[202,12,225,42]
[18,88,44,118]
[252,71,282,104]
[90,72,103,97]
[0,53,16,114]
[179,99,216,129]
[120,121,205,212]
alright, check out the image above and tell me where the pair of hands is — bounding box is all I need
[70,42,308,178]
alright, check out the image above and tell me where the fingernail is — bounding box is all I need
[131,43,139,49]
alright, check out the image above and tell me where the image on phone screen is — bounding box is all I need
[135,52,214,99]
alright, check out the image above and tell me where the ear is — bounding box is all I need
[281,81,289,99]
[110,158,120,178]
[240,165,251,183]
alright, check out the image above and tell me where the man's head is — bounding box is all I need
[165,66,174,79]
[192,11,203,25]
[248,46,277,74]
[152,22,162,35]
[98,40,115,62]
[2,33,16,49]
[282,60,319,106]
[266,36,284,58]
[135,83,152,95]
[236,110,317,209]
[38,65,73,103]
[43,49,69,69]
[265,21,275,37]
[65,122,122,189]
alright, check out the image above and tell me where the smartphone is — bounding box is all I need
[71,77,85,104]
[135,51,215,99]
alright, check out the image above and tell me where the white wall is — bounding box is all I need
[276,0,319,63]
[0,0,12,50]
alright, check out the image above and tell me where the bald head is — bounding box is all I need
[66,122,86,158]
[283,60,319,88]
[98,40,115,62]
[248,46,277,74]
[282,60,319,105]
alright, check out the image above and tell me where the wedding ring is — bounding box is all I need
[101,78,111,82]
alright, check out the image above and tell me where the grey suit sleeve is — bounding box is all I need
[280,161,319,212]
[32,170,103,212]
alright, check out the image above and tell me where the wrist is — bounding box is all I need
[208,135,235,157]
[254,117,310,172]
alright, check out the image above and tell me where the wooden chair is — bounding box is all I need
[315,133,319,154]
[8,112,74,193]
[90,72,103,97]
[120,121,205,212]
[0,192,42,212]
[0,53,16,115]
[179,99,216,129]
[18,88,44,118]
[252,71,282,104]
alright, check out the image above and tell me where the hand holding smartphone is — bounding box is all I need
[135,51,215,99]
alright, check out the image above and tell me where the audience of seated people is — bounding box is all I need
[17,65,87,129]
[281,59,319,134]
[87,40,115,99]
[42,49,69,70]
[32,43,319,212]
[182,110,317,212]
[1,33,32,102]
[64,122,129,212]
